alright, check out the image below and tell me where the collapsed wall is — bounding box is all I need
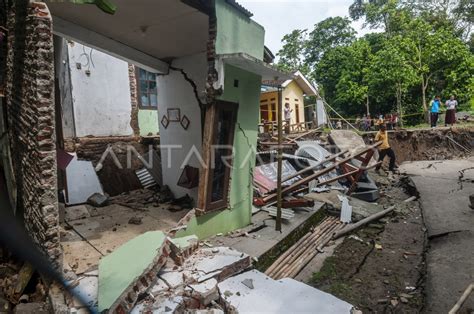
[5,2,60,261]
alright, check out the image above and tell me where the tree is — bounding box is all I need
[315,39,372,116]
[305,17,356,67]
[399,18,471,113]
[276,29,309,74]
[368,38,418,125]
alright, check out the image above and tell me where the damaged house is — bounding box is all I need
[1,0,292,274]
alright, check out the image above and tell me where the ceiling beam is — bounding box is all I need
[52,16,169,73]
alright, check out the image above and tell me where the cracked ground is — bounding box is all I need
[310,172,425,313]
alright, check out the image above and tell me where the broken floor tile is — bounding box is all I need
[98,231,170,313]
[169,235,199,265]
[159,269,185,289]
[188,278,219,306]
[132,295,185,314]
[70,276,98,311]
[182,247,251,283]
[218,270,354,313]
[150,278,169,296]
[65,205,91,222]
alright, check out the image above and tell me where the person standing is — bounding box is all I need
[430,96,442,128]
[444,95,458,127]
[312,109,318,129]
[375,124,397,173]
[284,103,292,134]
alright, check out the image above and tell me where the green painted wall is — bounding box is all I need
[176,64,261,239]
[215,0,265,60]
[138,109,159,136]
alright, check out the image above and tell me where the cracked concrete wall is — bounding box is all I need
[156,53,207,200]
[66,41,134,137]
[176,64,261,239]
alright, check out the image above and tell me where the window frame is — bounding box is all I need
[135,68,158,110]
[197,101,239,214]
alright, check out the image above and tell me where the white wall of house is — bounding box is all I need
[67,42,133,137]
[157,53,206,200]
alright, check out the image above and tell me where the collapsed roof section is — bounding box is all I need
[45,0,210,73]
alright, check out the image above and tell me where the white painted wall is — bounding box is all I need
[157,53,206,200]
[67,42,133,137]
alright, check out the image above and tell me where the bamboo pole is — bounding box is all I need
[262,142,382,203]
[332,196,417,239]
[269,218,337,278]
[281,150,348,183]
[448,283,474,314]
[276,86,283,232]
[286,223,346,278]
[265,217,336,277]
[274,222,339,279]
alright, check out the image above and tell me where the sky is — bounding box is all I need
[238,0,371,55]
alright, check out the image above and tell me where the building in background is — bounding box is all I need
[260,71,317,129]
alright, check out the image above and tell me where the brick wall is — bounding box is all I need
[128,64,140,136]
[5,2,60,263]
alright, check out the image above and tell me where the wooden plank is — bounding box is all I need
[197,103,217,212]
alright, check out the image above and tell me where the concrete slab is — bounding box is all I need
[70,275,98,311]
[61,204,187,271]
[208,203,324,262]
[400,159,474,236]
[425,231,474,313]
[182,247,251,283]
[400,158,474,313]
[98,231,168,312]
[65,205,91,222]
[218,270,354,313]
[66,155,104,205]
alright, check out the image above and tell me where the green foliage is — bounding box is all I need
[276,29,309,75]
[305,17,356,66]
[276,0,474,125]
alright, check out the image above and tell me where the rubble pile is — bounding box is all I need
[0,252,49,313]
[254,129,383,214]
[66,231,354,313]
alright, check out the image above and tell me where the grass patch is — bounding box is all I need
[311,256,337,283]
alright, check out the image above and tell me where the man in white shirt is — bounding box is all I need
[284,103,292,134]
[444,95,458,127]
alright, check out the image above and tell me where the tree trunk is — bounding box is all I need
[421,75,430,123]
[396,85,404,127]
[366,95,370,115]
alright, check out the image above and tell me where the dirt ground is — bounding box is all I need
[363,126,474,163]
[310,172,426,313]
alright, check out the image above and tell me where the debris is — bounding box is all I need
[86,193,108,207]
[338,195,352,223]
[158,185,174,203]
[64,205,91,222]
[448,283,473,314]
[333,196,416,240]
[128,217,142,225]
[170,194,194,209]
[375,243,383,250]
[390,299,399,307]
[98,231,170,313]
[188,278,219,305]
[218,270,353,313]
[9,263,34,304]
[265,217,345,279]
[241,278,254,289]
[66,155,104,205]
[135,168,157,189]
[13,302,49,314]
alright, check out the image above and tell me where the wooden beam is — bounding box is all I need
[52,16,169,73]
